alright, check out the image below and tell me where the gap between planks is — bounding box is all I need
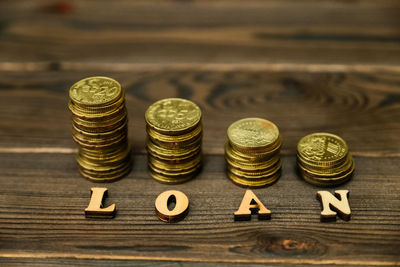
[1,62,400,73]
[0,253,399,266]
[0,147,399,158]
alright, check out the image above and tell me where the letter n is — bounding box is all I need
[316,190,351,222]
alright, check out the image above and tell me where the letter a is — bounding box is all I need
[85,188,116,218]
[317,190,351,222]
[234,190,271,221]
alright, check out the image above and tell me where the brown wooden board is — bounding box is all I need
[0,0,400,66]
[0,70,399,156]
[1,0,400,265]
[0,152,399,266]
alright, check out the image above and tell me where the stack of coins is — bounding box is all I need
[145,98,202,184]
[225,118,282,188]
[297,133,354,187]
[69,76,131,182]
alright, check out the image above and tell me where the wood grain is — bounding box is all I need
[0,70,399,156]
[0,0,399,66]
[1,0,400,265]
[0,152,399,265]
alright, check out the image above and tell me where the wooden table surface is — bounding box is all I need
[1,1,399,266]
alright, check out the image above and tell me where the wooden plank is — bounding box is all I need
[0,70,399,156]
[0,152,399,265]
[0,1,399,66]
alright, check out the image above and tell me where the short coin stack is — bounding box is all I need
[225,118,282,188]
[145,98,202,184]
[297,133,354,187]
[69,76,131,182]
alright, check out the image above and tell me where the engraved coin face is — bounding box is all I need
[145,98,202,133]
[69,77,121,106]
[297,133,348,164]
[227,118,280,149]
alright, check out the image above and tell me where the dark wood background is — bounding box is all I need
[0,0,399,266]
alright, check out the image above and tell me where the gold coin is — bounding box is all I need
[79,163,132,183]
[298,158,355,181]
[79,146,129,161]
[227,118,280,152]
[297,154,354,175]
[147,145,201,163]
[72,108,127,127]
[79,156,131,174]
[148,168,199,184]
[145,98,202,135]
[79,146,131,164]
[297,133,348,167]
[69,94,125,116]
[146,139,200,159]
[73,133,127,150]
[148,153,202,171]
[225,142,280,165]
[77,154,130,171]
[225,153,280,171]
[72,131,125,146]
[296,153,347,172]
[77,150,130,167]
[227,170,281,188]
[298,165,354,187]
[227,136,282,162]
[69,77,122,107]
[72,115,127,133]
[149,160,202,176]
[146,123,202,143]
[149,133,202,150]
[69,100,126,120]
[72,120,128,138]
[227,160,282,180]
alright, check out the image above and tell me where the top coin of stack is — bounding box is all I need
[145,98,202,184]
[69,76,131,182]
[225,118,282,188]
[297,133,354,187]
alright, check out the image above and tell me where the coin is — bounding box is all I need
[148,168,199,184]
[145,98,203,184]
[69,100,126,120]
[228,170,281,188]
[298,165,354,187]
[297,133,348,167]
[149,153,202,171]
[146,139,200,159]
[228,118,280,152]
[146,124,202,143]
[225,142,280,166]
[69,76,122,107]
[149,134,202,149]
[145,98,201,135]
[225,118,282,188]
[228,160,282,180]
[69,77,131,182]
[296,133,354,187]
[147,146,201,163]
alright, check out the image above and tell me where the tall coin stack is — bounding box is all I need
[69,76,131,182]
[297,133,354,187]
[225,118,282,188]
[145,98,202,184]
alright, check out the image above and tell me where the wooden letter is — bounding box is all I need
[234,190,271,221]
[85,187,116,219]
[155,190,189,223]
[317,190,351,222]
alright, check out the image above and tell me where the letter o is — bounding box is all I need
[155,190,189,223]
